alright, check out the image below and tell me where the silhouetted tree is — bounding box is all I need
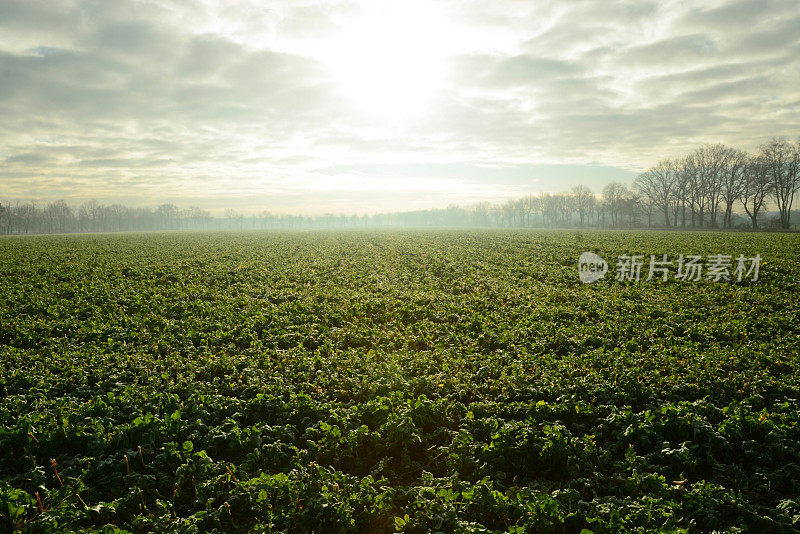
[740,154,772,229]
[760,137,800,229]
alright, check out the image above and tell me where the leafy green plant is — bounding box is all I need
[0,229,798,532]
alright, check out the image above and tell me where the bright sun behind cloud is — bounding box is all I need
[322,1,449,121]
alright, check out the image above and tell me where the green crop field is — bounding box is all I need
[1,229,799,533]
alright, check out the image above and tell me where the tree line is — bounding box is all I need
[632,138,799,230]
[494,137,798,230]
[1,138,797,235]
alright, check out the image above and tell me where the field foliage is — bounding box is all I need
[1,230,799,533]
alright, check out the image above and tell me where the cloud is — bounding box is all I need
[0,0,797,213]
[4,152,55,164]
[677,0,797,33]
[615,34,718,68]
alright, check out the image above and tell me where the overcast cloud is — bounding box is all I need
[0,0,798,213]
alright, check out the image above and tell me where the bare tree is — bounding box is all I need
[602,182,629,227]
[690,144,729,227]
[678,156,704,227]
[672,158,692,227]
[539,194,555,227]
[556,193,574,226]
[571,185,595,227]
[500,199,523,227]
[634,159,677,227]
[740,155,772,229]
[470,202,492,227]
[720,148,747,228]
[622,193,644,227]
[519,195,540,227]
[156,203,179,229]
[44,200,73,233]
[760,137,800,229]
[78,199,102,232]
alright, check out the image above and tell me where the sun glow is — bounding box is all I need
[323,1,449,121]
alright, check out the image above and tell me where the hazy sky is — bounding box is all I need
[1,0,798,214]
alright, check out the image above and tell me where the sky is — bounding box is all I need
[0,0,798,214]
